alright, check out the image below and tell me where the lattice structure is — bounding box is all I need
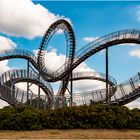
[0,19,140,109]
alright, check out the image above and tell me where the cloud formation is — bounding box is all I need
[125,98,140,109]
[0,36,17,108]
[0,0,70,39]
[0,36,17,75]
[0,100,9,108]
[129,49,140,58]
[0,36,17,50]
[83,36,99,42]
[34,48,105,93]
[120,43,137,46]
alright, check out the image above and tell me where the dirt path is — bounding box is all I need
[0,129,139,139]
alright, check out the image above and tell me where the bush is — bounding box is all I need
[0,104,139,130]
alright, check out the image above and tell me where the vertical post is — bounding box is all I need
[106,47,109,103]
[30,94,33,106]
[70,72,73,106]
[27,60,29,102]
[138,72,140,79]
[11,83,15,102]
[130,78,135,91]
[37,77,40,109]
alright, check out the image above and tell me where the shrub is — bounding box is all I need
[0,104,139,130]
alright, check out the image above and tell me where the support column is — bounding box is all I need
[106,47,109,103]
[37,75,40,109]
[70,72,73,106]
[27,60,30,102]
[11,83,15,102]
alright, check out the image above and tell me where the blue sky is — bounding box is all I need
[42,1,140,83]
[6,1,140,83]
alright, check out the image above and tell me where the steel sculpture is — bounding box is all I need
[0,19,140,109]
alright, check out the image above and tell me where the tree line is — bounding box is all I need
[0,103,139,130]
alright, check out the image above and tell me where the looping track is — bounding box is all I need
[0,19,140,109]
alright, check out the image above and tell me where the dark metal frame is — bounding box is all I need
[0,20,140,109]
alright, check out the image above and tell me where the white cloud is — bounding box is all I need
[73,80,105,93]
[129,49,140,58]
[16,83,45,96]
[0,36,17,108]
[74,62,95,73]
[0,36,17,75]
[0,0,70,39]
[0,100,9,108]
[34,48,105,93]
[120,43,137,46]
[72,62,106,92]
[0,60,10,75]
[44,49,66,71]
[83,36,99,42]
[125,98,140,109]
[0,36,16,50]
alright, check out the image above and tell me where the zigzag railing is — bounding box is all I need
[66,72,140,106]
[0,70,116,107]
[0,69,53,96]
[110,73,140,105]
[0,83,53,109]
[72,71,117,86]
[0,71,140,108]
[0,82,37,106]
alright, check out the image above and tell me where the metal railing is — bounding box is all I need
[0,29,140,109]
[0,30,140,82]
[0,69,53,96]
[72,71,117,86]
[0,72,140,109]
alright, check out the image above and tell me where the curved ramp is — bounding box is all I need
[0,19,140,108]
[68,73,140,106]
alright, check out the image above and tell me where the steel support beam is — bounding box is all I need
[27,60,41,108]
[27,60,30,101]
[70,72,73,106]
[106,47,109,102]
[37,76,40,109]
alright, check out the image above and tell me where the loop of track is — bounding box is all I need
[0,20,140,107]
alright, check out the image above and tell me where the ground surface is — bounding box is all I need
[0,129,139,139]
